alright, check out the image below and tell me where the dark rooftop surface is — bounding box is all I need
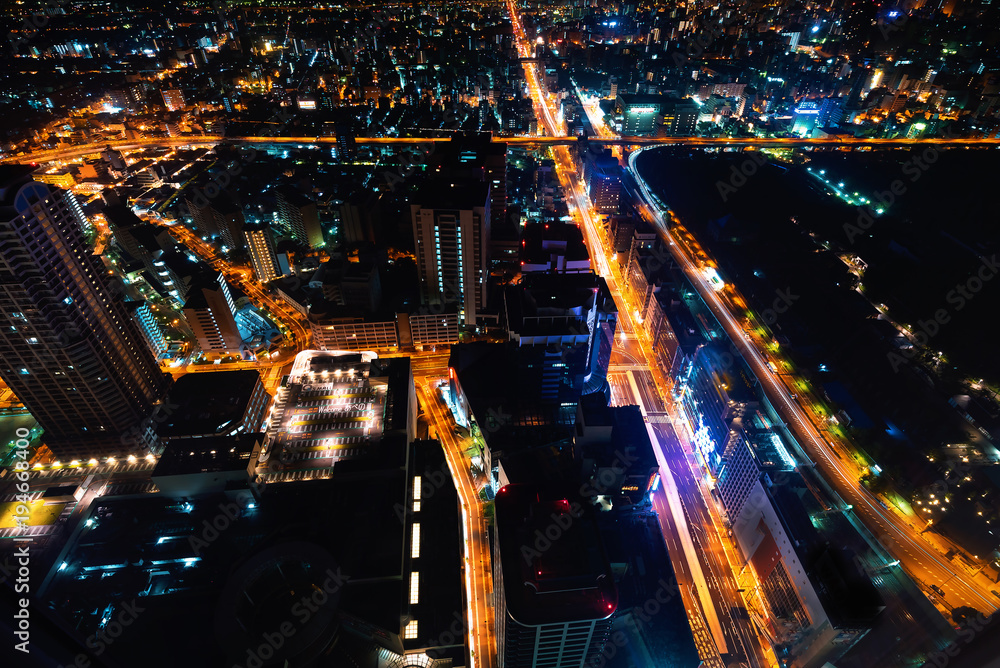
[157,370,263,438]
[412,178,489,210]
[520,221,590,264]
[495,483,617,626]
[151,432,261,477]
[767,480,884,628]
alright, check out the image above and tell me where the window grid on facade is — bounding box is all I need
[411,523,420,558]
[409,571,419,604]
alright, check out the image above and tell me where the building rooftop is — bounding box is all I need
[766,479,884,629]
[519,221,590,267]
[412,178,489,210]
[151,432,261,478]
[495,483,617,626]
[266,351,412,472]
[157,370,265,438]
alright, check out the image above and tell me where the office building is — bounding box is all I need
[411,179,490,327]
[677,341,759,474]
[575,396,659,508]
[660,98,699,136]
[614,94,663,135]
[719,433,883,667]
[182,272,243,354]
[519,222,591,274]
[792,101,821,135]
[156,370,270,442]
[0,166,171,458]
[186,192,245,252]
[400,309,461,347]
[585,153,621,214]
[494,483,617,667]
[817,96,845,128]
[161,88,185,111]
[309,310,399,351]
[243,222,281,283]
[127,300,168,358]
[503,272,617,402]
[277,187,324,248]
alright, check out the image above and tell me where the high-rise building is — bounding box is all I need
[494,483,617,668]
[182,272,242,353]
[411,180,490,327]
[0,166,171,458]
[276,188,324,248]
[127,300,168,358]
[186,192,245,252]
[677,342,759,474]
[585,153,621,214]
[427,133,508,235]
[334,125,356,161]
[503,272,617,402]
[161,88,185,111]
[243,222,280,283]
[817,96,845,128]
[718,427,883,667]
[337,190,380,245]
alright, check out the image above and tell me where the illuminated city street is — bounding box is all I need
[4,1,1000,666]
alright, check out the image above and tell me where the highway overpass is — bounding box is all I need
[6,133,1000,165]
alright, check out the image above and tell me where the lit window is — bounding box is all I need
[413,500,421,513]
[411,523,421,558]
[403,620,418,640]
[413,476,421,500]
[409,572,419,604]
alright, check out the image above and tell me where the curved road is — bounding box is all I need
[627,146,1000,617]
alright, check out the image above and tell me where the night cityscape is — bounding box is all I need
[2,0,1000,667]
